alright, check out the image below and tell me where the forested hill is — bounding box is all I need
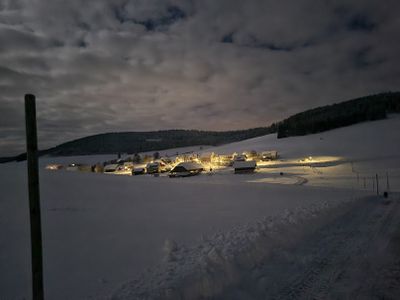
[34,91,400,156]
[2,92,400,162]
[277,92,400,138]
[42,127,277,157]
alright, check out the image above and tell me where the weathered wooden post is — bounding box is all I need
[25,94,44,300]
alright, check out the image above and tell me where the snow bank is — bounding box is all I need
[112,194,357,300]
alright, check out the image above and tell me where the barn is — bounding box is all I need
[233,160,257,173]
[169,162,204,177]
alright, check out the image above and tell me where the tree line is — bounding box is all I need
[277,92,400,138]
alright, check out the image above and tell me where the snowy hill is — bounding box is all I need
[0,116,399,299]
[209,114,400,160]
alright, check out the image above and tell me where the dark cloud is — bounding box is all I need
[347,13,377,31]
[115,4,187,31]
[0,0,399,156]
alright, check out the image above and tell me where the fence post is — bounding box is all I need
[25,94,44,300]
[376,173,379,196]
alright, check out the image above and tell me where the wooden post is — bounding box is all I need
[376,174,379,196]
[25,94,44,300]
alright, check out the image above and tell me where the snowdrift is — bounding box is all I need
[112,195,359,299]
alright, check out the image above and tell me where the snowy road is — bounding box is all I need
[217,195,400,300]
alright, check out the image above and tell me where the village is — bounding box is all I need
[45,150,280,177]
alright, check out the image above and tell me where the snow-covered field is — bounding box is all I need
[1,116,399,299]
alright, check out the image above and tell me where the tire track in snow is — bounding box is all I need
[218,195,400,300]
[270,197,399,300]
[282,197,399,300]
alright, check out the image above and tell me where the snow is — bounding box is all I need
[209,115,400,160]
[0,116,399,299]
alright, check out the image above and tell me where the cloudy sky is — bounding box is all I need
[0,0,399,156]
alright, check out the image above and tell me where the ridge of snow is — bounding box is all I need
[112,193,357,300]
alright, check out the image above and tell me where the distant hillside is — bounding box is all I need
[0,156,18,164]
[277,92,400,138]
[42,127,277,157]
[2,92,399,162]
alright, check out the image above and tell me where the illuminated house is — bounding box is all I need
[45,164,63,170]
[261,151,278,160]
[169,162,204,177]
[146,160,171,174]
[104,164,122,173]
[132,166,146,175]
[233,160,257,173]
[146,162,161,174]
[199,152,215,163]
[214,153,234,166]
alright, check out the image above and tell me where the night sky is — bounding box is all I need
[1,0,399,156]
